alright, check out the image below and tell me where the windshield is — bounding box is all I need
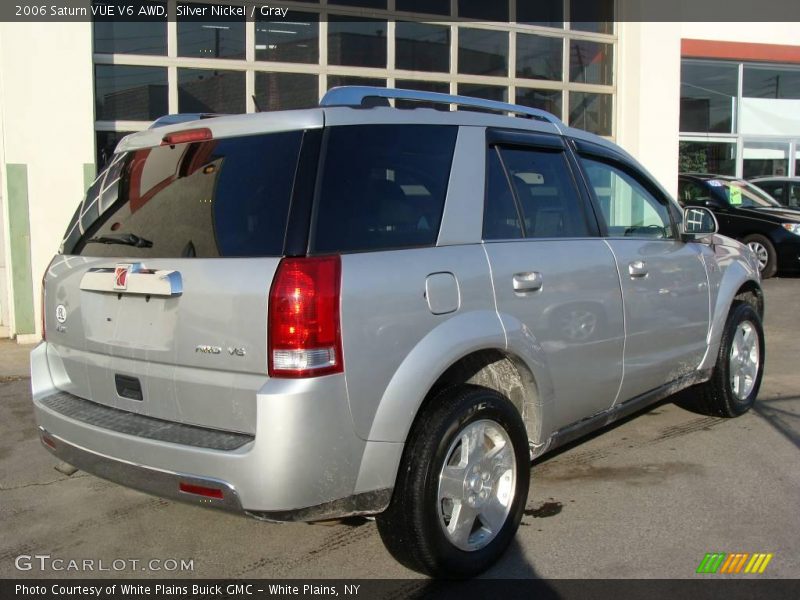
[708,179,782,209]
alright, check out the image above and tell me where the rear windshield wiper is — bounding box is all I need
[86,233,153,248]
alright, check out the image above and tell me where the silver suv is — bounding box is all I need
[32,87,765,577]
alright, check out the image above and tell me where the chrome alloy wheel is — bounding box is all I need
[437,419,516,551]
[747,241,769,271]
[729,320,760,400]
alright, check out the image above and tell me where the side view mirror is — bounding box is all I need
[682,206,718,241]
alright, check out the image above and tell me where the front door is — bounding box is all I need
[580,157,710,403]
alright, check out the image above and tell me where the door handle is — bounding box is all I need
[628,260,648,278]
[512,271,543,293]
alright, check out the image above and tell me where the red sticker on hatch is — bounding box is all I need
[114,264,131,290]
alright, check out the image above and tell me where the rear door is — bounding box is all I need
[44,127,315,433]
[482,132,624,428]
[579,151,710,403]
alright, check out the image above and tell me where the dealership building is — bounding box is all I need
[0,1,798,341]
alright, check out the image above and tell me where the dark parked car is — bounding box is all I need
[678,174,800,278]
[749,176,800,209]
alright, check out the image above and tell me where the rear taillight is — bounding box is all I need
[268,256,343,378]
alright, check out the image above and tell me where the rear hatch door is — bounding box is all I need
[45,124,315,434]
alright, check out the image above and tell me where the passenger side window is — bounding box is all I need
[483,145,590,240]
[582,158,675,239]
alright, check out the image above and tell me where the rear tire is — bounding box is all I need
[376,385,530,578]
[683,302,764,417]
[742,234,777,279]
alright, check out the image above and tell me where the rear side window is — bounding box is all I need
[484,145,590,239]
[499,147,590,238]
[64,131,303,257]
[311,124,457,253]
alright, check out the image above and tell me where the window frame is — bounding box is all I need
[482,129,601,242]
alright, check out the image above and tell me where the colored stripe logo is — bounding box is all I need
[696,552,773,574]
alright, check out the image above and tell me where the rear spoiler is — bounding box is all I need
[148,113,225,129]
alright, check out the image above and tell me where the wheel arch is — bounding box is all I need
[734,279,764,319]
[356,311,550,497]
[699,259,763,371]
[422,349,543,446]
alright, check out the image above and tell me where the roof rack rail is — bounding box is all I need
[320,86,564,131]
[148,113,225,129]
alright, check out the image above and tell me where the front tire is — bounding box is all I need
[376,385,530,577]
[686,302,765,417]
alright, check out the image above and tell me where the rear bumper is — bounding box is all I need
[31,343,401,519]
[38,426,244,512]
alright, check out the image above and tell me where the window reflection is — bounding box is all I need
[328,75,386,89]
[570,40,612,85]
[680,61,738,134]
[516,88,562,118]
[678,141,737,176]
[95,65,168,121]
[328,17,387,68]
[517,33,562,81]
[396,22,450,73]
[457,83,507,112]
[93,11,167,55]
[177,3,245,59]
[178,69,245,114]
[743,141,790,178]
[255,12,319,64]
[569,92,612,136]
[743,66,800,99]
[255,72,318,110]
[458,28,508,77]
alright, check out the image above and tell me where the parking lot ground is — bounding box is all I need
[1,278,798,580]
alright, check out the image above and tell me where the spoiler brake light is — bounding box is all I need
[161,127,213,146]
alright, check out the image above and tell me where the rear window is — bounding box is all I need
[63,130,303,258]
[311,124,457,253]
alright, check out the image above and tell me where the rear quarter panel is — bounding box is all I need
[339,244,502,442]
